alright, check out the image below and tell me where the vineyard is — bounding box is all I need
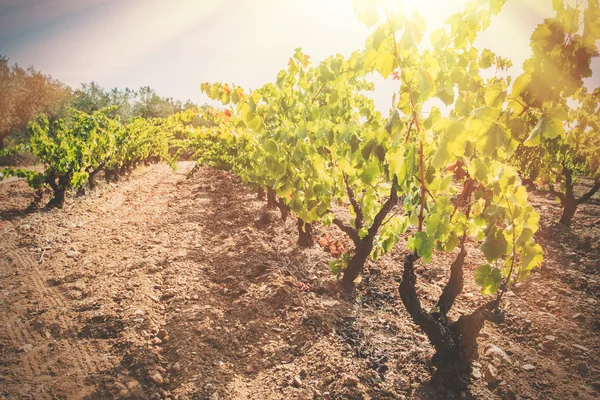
[0,0,599,399]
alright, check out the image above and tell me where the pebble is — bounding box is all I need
[573,313,585,322]
[66,250,81,258]
[209,391,219,400]
[542,335,556,350]
[471,367,482,380]
[573,344,590,353]
[484,344,512,365]
[157,330,168,340]
[292,375,303,388]
[576,362,589,376]
[484,364,499,383]
[151,337,163,345]
[149,371,164,386]
[170,362,181,373]
[522,364,536,371]
[18,344,33,353]
[546,300,558,308]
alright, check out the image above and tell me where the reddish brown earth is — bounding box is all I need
[0,162,598,400]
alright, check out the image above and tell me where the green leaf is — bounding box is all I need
[484,82,506,108]
[376,50,397,79]
[432,135,451,168]
[477,123,509,157]
[515,228,534,247]
[523,115,564,146]
[386,145,405,180]
[413,231,435,263]
[360,160,380,185]
[518,243,543,281]
[480,226,509,262]
[263,139,279,154]
[475,264,503,295]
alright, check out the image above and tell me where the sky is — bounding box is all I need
[0,0,598,112]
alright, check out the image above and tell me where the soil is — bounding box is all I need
[0,162,598,400]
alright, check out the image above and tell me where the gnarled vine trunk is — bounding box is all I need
[257,187,266,201]
[338,177,399,295]
[46,175,70,208]
[399,251,504,391]
[297,218,314,247]
[266,188,278,209]
[549,166,600,227]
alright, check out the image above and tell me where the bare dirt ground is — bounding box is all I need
[0,162,598,400]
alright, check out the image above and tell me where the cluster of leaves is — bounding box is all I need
[510,0,600,226]
[0,107,191,207]
[189,0,546,297]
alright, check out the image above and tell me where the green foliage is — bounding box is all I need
[187,0,548,295]
[510,0,600,224]
[0,107,187,206]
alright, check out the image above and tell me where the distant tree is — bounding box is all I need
[0,54,72,149]
[71,82,110,114]
[72,82,137,122]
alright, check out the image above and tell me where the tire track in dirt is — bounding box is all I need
[0,164,193,398]
[2,238,100,383]
[11,244,101,375]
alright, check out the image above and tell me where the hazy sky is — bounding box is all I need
[0,0,598,111]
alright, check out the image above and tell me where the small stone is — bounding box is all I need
[484,364,499,383]
[546,300,558,308]
[18,344,33,353]
[149,371,164,386]
[484,344,512,365]
[151,337,163,345]
[471,367,482,380]
[133,309,145,316]
[191,294,199,300]
[209,391,219,400]
[292,375,303,388]
[573,344,590,353]
[342,374,359,387]
[500,388,517,400]
[542,340,555,351]
[66,250,81,258]
[576,362,589,376]
[522,364,536,371]
[170,362,181,373]
[157,330,168,340]
[141,330,151,339]
[573,313,585,322]
[542,335,556,350]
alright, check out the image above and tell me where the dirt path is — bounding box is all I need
[0,163,198,399]
[0,163,599,400]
